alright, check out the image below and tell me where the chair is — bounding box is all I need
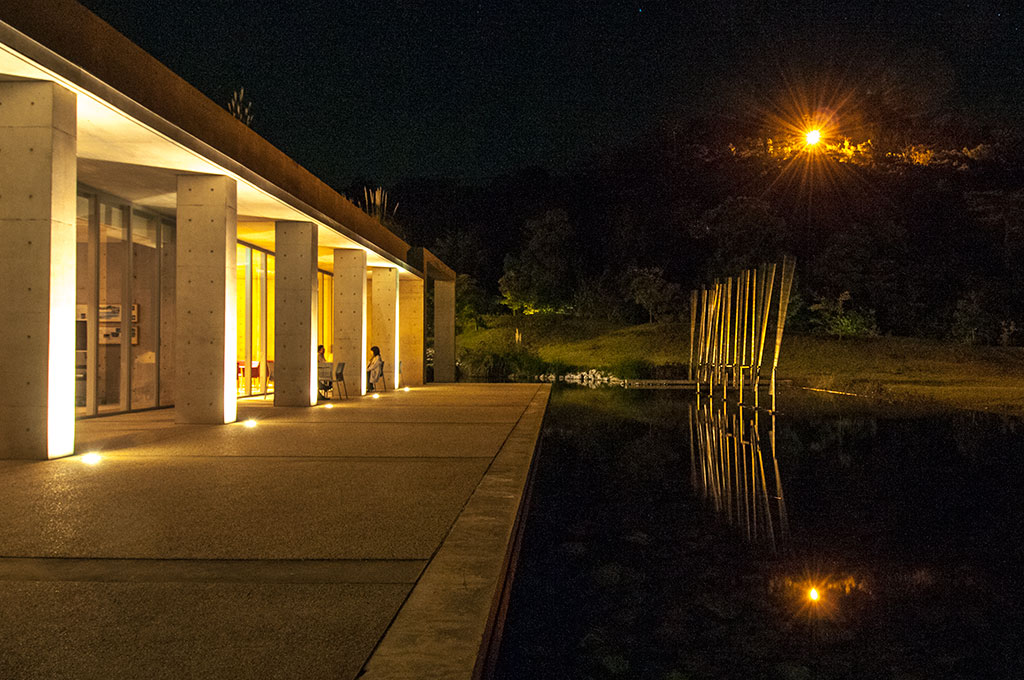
[370,361,387,393]
[317,362,334,400]
[263,361,275,399]
[332,362,348,400]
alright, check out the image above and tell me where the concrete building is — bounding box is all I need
[0,1,456,460]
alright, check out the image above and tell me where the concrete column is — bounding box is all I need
[0,81,76,459]
[333,249,367,395]
[433,279,456,382]
[370,268,399,389]
[175,175,237,424]
[398,277,425,387]
[274,221,318,406]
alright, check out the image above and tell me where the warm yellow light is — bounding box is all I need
[324,403,334,409]
[243,419,258,428]
[808,587,820,602]
[806,129,821,145]
[81,452,102,465]
[403,386,410,392]
[372,393,381,400]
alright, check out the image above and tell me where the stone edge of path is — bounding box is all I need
[359,383,552,680]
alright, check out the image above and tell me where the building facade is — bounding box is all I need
[0,2,456,459]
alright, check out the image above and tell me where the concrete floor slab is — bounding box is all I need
[0,457,491,559]
[0,581,408,680]
[252,403,528,425]
[0,557,426,584]
[97,422,513,459]
[1,383,550,679]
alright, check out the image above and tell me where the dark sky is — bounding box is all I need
[79,0,1022,187]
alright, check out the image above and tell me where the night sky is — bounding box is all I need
[78,0,1022,187]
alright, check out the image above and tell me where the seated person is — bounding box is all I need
[366,345,383,391]
[317,345,332,398]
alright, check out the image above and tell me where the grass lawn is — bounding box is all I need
[458,316,1024,416]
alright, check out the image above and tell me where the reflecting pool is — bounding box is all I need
[494,386,1024,679]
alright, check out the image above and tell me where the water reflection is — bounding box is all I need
[689,396,789,551]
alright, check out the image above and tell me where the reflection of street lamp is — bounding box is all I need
[805,129,821,146]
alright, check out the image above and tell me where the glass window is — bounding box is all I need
[267,254,275,393]
[75,195,95,416]
[98,201,128,413]
[322,272,333,360]
[253,250,265,394]
[130,212,160,409]
[236,244,251,396]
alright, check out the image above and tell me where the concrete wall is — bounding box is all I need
[175,174,237,424]
[371,268,398,389]
[399,278,424,387]
[274,221,318,406]
[0,80,77,459]
[332,249,367,396]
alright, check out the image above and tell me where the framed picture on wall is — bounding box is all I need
[79,304,139,323]
[99,324,139,345]
[98,304,120,322]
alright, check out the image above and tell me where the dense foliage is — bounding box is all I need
[385,114,1024,345]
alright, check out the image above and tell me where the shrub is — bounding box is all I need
[457,343,549,380]
[808,292,878,339]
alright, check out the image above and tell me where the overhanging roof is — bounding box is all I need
[0,0,432,278]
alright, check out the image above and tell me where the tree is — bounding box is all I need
[499,209,577,314]
[432,228,489,282]
[454,274,491,332]
[690,197,788,278]
[626,267,682,323]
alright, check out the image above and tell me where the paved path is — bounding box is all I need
[0,383,549,680]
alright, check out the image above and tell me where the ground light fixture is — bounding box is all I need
[372,393,381,399]
[243,419,258,428]
[323,403,334,409]
[808,587,821,602]
[403,387,410,392]
[80,452,102,465]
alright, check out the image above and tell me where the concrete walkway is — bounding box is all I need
[0,383,550,680]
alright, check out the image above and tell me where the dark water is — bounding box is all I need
[493,387,1024,680]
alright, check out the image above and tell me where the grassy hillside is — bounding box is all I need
[458,316,1024,415]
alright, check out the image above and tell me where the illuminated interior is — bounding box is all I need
[75,190,176,417]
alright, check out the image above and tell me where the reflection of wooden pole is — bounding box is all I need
[723,408,733,523]
[689,289,698,381]
[753,411,777,552]
[769,412,789,541]
[688,402,697,488]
